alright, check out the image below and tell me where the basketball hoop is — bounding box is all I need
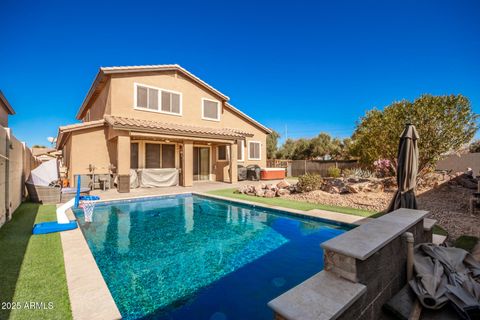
[80,200,96,222]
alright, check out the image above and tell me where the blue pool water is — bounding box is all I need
[74,194,352,320]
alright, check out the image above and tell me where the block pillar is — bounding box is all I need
[229,143,238,184]
[182,140,193,187]
[116,135,131,193]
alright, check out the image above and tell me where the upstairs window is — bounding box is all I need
[135,83,181,115]
[161,91,181,114]
[248,141,261,160]
[202,98,220,121]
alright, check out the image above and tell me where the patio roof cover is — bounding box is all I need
[387,123,419,212]
[104,115,253,140]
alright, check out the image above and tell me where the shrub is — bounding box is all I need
[297,174,323,192]
[327,166,341,178]
[373,159,393,177]
[345,168,375,179]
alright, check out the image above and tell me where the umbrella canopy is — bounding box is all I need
[387,123,420,212]
[28,159,59,186]
[409,243,480,317]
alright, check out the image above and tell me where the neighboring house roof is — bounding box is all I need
[105,115,253,139]
[75,64,271,134]
[57,116,254,149]
[0,90,15,115]
[31,147,56,157]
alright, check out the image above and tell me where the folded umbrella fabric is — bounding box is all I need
[409,243,480,317]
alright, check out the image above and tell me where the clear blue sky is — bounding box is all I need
[1,0,479,147]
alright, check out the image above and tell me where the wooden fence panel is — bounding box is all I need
[290,160,358,177]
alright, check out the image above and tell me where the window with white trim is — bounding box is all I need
[248,141,261,160]
[202,99,220,121]
[237,142,244,161]
[135,84,181,115]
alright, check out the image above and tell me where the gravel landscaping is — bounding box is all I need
[284,174,479,241]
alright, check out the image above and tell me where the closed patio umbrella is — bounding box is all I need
[387,123,419,212]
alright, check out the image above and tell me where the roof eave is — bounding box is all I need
[224,102,272,134]
[0,90,16,115]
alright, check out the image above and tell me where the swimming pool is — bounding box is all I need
[74,194,353,320]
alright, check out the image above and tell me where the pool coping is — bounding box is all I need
[61,191,365,319]
[194,192,369,226]
[60,207,122,320]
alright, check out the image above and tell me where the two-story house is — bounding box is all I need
[56,65,271,192]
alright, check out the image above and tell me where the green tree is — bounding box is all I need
[351,94,479,174]
[266,130,280,159]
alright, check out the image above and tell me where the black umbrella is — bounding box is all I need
[388,123,419,212]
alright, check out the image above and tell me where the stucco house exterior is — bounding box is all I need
[56,65,271,192]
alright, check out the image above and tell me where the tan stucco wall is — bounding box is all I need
[108,71,267,167]
[67,126,112,184]
[0,105,8,127]
[84,79,111,121]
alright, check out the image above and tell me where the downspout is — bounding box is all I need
[404,232,422,320]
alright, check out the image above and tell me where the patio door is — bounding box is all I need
[193,147,210,181]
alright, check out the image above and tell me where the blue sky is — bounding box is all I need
[1,0,479,147]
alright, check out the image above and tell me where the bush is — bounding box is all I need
[327,166,341,178]
[345,168,375,179]
[297,174,323,192]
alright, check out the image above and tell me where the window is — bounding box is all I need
[237,141,244,161]
[248,141,261,160]
[135,84,181,115]
[202,98,220,121]
[217,145,227,161]
[130,143,139,169]
[145,143,161,168]
[161,144,175,168]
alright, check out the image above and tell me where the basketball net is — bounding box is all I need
[80,200,96,222]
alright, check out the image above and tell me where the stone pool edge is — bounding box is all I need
[194,192,371,226]
[60,207,122,320]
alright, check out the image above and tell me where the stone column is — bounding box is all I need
[182,140,193,187]
[229,142,238,184]
[116,135,131,193]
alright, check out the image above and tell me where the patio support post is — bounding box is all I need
[182,140,193,187]
[117,135,131,193]
[229,143,238,184]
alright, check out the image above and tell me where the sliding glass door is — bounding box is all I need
[193,147,210,181]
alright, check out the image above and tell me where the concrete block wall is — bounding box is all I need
[0,126,40,228]
[334,222,427,319]
[269,209,433,320]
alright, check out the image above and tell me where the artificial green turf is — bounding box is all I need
[0,203,72,320]
[433,225,448,236]
[207,188,376,217]
[454,235,479,252]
